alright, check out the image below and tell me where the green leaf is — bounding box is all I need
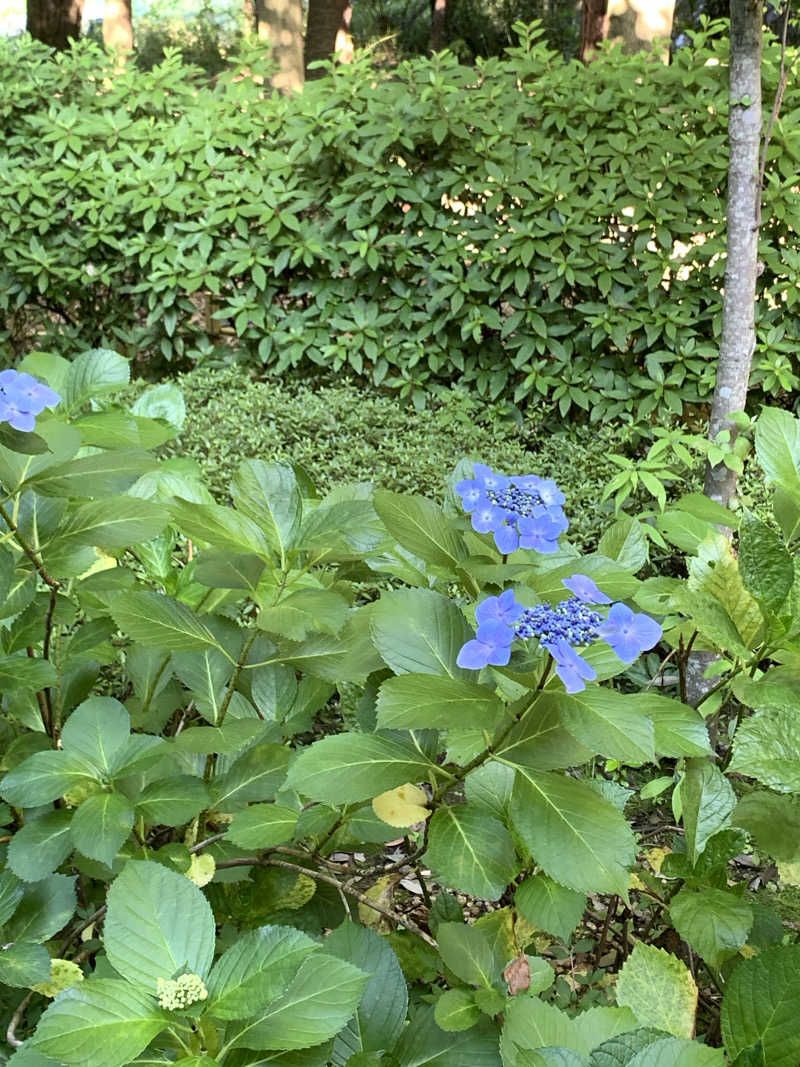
[437,922,502,989]
[376,674,505,731]
[32,979,167,1067]
[324,921,408,1057]
[70,793,134,867]
[226,952,368,1051]
[0,423,50,455]
[615,943,697,1039]
[627,1038,723,1067]
[0,869,24,926]
[514,875,586,943]
[61,697,130,774]
[227,804,299,849]
[63,349,130,411]
[669,887,752,969]
[636,695,711,758]
[210,743,291,810]
[510,769,636,897]
[0,941,51,987]
[0,654,55,690]
[111,592,226,653]
[738,513,794,613]
[425,806,520,902]
[571,1006,638,1052]
[170,499,272,557]
[206,925,318,1021]
[135,776,210,826]
[194,551,265,591]
[231,460,302,565]
[172,648,233,724]
[4,873,76,942]
[104,861,216,992]
[50,497,167,549]
[1,750,100,807]
[371,588,472,678]
[728,708,800,792]
[131,383,185,429]
[679,759,736,863]
[755,406,800,496]
[733,790,800,874]
[7,811,74,881]
[587,1029,667,1066]
[286,734,433,805]
[501,995,583,1058]
[548,689,654,766]
[374,490,467,573]
[496,698,593,772]
[27,452,154,498]
[597,517,648,572]
[391,1004,502,1066]
[721,944,800,1067]
[435,989,481,1032]
[259,589,350,640]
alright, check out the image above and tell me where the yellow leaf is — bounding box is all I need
[357,873,401,931]
[646,846,671,875]
[186,854,215,887]
[372,783,430,828]
[78,550,117,580]
[31,958,84,998]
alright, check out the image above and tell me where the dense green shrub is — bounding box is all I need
[2,24,799,419]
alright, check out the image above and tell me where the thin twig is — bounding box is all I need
[58,905,107,955]
[6,992,33,1048]
[756,0,793,227]
[215,854,437,947]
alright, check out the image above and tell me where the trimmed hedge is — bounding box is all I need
[2,25,799,420]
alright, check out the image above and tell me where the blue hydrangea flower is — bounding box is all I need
[514,598,603,648]
[562,574,611,605]
[548,639,598,693]
[456,619,515,669]
[475,589,524,628]
[599,603,663,663]
[0,369,60,432]
[455,463,568,555]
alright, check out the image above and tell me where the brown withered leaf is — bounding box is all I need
[503,953,531,995]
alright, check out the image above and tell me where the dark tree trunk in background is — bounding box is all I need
[27,0,83,49]
[256,0,304,92]
[430,0,446,50]
[581,0,674,59]
[103,0,133,54]
[305,0,352,78]
[580,0,608,59]
[703,0,763,507]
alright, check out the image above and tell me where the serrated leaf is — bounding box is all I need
[392,1004,502,1066]
[721,944,800,1067]
[728,708,800,792]
[27,451,154,498]
[1,750,100,807]
[70,792,134,866]
[226,952,368,1051]
[371,588,472,679]
[627,1038,723,1066]
[426,806,520,901]
[733,790,800,874]
[7,811,74,881]
[111,592,226,654]
[227,804,299,848]
[0,869,24,926]
[669,887,752,969]
[170,498,272,557]
[135,775,210,827]
[32,979,167,1067]
[61,697,130,774]
[374,490,467,573]
[211,743,291,810]
[680,759,735,864]
[231,460,302,566]
[0,656,58,690]
[510,769,636,897]
[63,349,130,410]
[259,589,350,640]
[571,1006,638,1051]
[104,861,215,992]
[755,407,800,496]
[376,674,505,731]
[435,989,481,1032]
[4,874,76,942]
[514,875,586,943]
[616,943,697,1039]
[0,941,51,987]
[502,995,584,1058]
[549,689,654,766]
[737,513,794,613]
[49,497,167,550]
[437,921,502,989]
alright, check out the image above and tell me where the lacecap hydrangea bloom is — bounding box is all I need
[156,973,208,1011]
[456,463,568,554]
[0,369,60,432]
[457,574,662,693]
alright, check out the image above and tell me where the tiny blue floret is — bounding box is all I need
[0,369,60,433]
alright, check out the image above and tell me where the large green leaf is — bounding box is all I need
[111,592,226,654]
[61,697,130,774]
[548,689,654,766]
[259,589,350,641]
[679,759,735,863]
[103,861,216,992]
[324,921,408,1059]
[587,1029,668,1067]
[63,349,130,410]
[733,790,800,876]
[286,734,434,805]
[226,952,368,1051]
[425,805,520,901]
[495,698,593,772]
[0,655,53,691]
[376,674,505,731]
[32,979,167,1067]
[627,1038,723,1067]
[434,989,482,1034]
[728,708,800,792]
[135,776,210,826]
[721,944,800,1067]
[0,869,24,926]
[514,874,586,943]
[231,461,302,565]
[7,811,74,881]
[669,887,752,970]
[70,792,134,867]
[49,497,167,550]
[436,922,502,989]
[737,513,794,614]
[26,452,154,499]
[615,943,697,1039]
[227,804,299,849]
[509,769,636,897]
[633,694,711,758]
[206,925,318,1021]
[391,1005,502,1066]
[371,588,472,679]
[172,648,233,724]
[501,995,583,1058]
[210,743,291,810]
[0,941,51,987]
[4,873,76,942]
[755,406,800,496]
[0,750,101,807]
[170,498,272,557]
[373,490,467,573]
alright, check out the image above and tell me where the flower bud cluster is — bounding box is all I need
[156,973,208,1011]
[515,598,602,647]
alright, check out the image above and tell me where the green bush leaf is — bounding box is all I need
[32,979,167,1067]
[111,592,226,654]
[376,673,505,731]
[7,811,74,881]
[4,873,76,942]
[755,407,800,496]
[0,941,52,987]
[63,349,130,411]
[679,759,736,864]
[615,943,697,1039]
[231,460,302,565]
[0,869,24,926]
[737,512,794,613]
[103,861,216,993]
[170,499,272,557]
[669,887,752,969]
[51,497,168,550]
[728,708,800,792]
[287,734,433,805]
[425,805,520,902]
[374,489,467,573]
[437,922,502,989]
[1,750,100,807]
[227,804,299,849]
[514,874,586,943]
[70,792,134,867]
[721,945,800,1067]
[391,1004,501,1066]
[259,589,350,641]
[371,588,472,678]
[210,743,291,810]
[27,452,155,499]
[135,776,210,826]
[435,989,481,1032]
[548,689,654,766]
[61,697,130,774]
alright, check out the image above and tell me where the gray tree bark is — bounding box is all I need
[256,0,305,92]
[103,0,133,55]
[703,0,763,508]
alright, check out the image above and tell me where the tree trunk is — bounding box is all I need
[305,0,352,79]
[102,0,133,54]
[581,0,674,60]
[703,0,763,508]
[27,0,83,49]
[243,0,256,34]
[430,0,446,51]
[256,0,304,92]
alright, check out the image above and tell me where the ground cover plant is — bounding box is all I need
[0,351,798,1065]
[1,23,799,420]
